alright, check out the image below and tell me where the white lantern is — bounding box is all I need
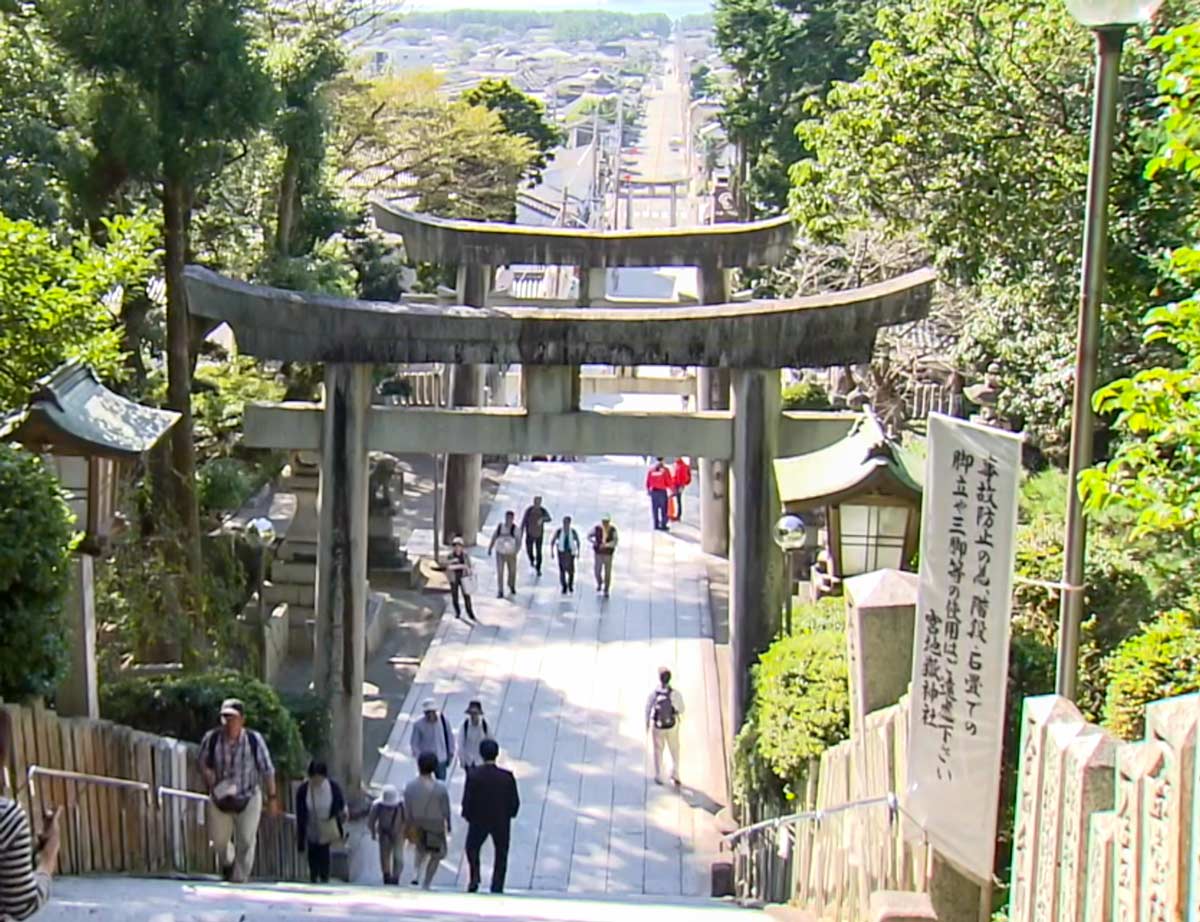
[1064,0,1163,26]
[837,502,911,577]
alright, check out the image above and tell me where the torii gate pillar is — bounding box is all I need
[314,363,371,795]
[442,265,491,546]
[698,262,731,557]
[729,368,783,729]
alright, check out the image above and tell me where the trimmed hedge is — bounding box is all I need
[100,670,307,777]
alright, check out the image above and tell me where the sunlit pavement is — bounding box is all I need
[368,459,730,897]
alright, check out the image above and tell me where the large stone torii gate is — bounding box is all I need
[185,205,934,794]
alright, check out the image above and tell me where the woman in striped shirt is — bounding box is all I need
[1,710,60,921]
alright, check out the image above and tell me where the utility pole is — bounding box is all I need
[613,87,625,229]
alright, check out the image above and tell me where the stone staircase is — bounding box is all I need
[40,876,756,921]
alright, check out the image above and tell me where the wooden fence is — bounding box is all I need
[0,702,304,881]
[732,697,932,918]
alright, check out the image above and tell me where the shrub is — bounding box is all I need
[0,445,75,701]
[101,670,307,777]
[781,378,832,411]
[734,622,850,810]
[197,458,256,514]
[1103,610,1200,741]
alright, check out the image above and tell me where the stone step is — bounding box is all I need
[42,877,750,922]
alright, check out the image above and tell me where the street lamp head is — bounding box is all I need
[248,516,276,547]
[1065,0,1162,27]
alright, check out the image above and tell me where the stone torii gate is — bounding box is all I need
[184,209,933,794]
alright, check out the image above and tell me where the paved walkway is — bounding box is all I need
[367,458,730,897]
[41,876,752,921]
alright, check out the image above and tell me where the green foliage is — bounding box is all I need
[781,378,832,411]
[0,445,74,702]
[100,669,307,777]
[734,598,849,809]
[281,689,331,762]
[197,459,257,516]
[193,356,285,462]
[462,79,564,183]
[1103,610,1200,740]
[714,0,884,212]
[0,211,158,413]
[788,0,1199,459]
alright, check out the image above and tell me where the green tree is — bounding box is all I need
[713,0,885,213]
[0,212,158,413]
[1082,19,1200,546]
[462,78,564,184]
[0,445,75,702]
[42,0,277,602]
[789,0,1198,459]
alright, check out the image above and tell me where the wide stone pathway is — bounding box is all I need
[367,458,730,897]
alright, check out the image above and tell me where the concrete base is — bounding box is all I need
[869,891,939,922]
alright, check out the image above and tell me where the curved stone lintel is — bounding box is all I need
[184,265,936,369]
[371,201,795,268]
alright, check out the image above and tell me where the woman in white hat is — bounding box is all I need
[446,536,477,622]
[367,785,407,885]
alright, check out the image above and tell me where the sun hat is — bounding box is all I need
[452,536,464,545]
[421,697,437,712]
[380,785,400,807]
[465,700,484,715]
[219,698,245,718]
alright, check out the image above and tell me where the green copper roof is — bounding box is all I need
[1,362,179,459]
[774,412,924,510]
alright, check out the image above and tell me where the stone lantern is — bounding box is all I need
[1,362,179,716]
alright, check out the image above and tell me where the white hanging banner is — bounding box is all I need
[905,413,1022,882]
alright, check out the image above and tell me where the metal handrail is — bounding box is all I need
[722,792,927,845]
[27,765,151,804]
[158,785,297,821]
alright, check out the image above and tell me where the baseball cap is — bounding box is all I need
[219,698,245,718]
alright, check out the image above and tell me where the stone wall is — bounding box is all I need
[1007,692,1200,922]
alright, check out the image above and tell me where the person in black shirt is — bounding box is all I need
[461,739,520,893]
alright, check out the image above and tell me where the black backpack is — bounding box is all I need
[462,718,490,737]
[652,687,677,729]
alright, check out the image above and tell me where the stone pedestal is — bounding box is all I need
[697,263,730,558]
[843,569,918,735]
[442,265,490,546]
[728,367,781,731]
[315,363,371,797]
[57,554,98,718]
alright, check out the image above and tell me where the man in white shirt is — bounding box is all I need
[645,668,685,786]
[458,700,493,773]
[549,515,581,594]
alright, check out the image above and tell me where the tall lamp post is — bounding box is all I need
[1057,0,1162,700]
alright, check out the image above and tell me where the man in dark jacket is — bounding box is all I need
[461,739,520,893]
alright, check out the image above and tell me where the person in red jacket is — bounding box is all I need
[671,457,692,521]
[645,457,675,531]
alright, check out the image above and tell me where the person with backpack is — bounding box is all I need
[487,510,520,598]
[590,514,619,596]
[410,698,456,781]
[367,785,406,885]
[198,698,279,883]
[549,515,581,594]
[294,760,346,884]
[644,668,685,786]
[458,701,493,774]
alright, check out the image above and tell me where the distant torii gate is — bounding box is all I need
[185,206,933,795]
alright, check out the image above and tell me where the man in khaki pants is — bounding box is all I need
[200,698,280,882]
[645,668,685,786]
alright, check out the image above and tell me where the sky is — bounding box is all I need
[405,0,712,14]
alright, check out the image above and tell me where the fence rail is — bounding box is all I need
[1,702,304,882]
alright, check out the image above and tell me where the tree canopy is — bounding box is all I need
[462,78,564,184]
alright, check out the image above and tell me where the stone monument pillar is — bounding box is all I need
[843,568,919,735]
[314,363,371,796]
[697,261,731,557]
[58,555,98,718]
[442,264,490,546]
[728,367,781,730]
[264,451,320,657]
